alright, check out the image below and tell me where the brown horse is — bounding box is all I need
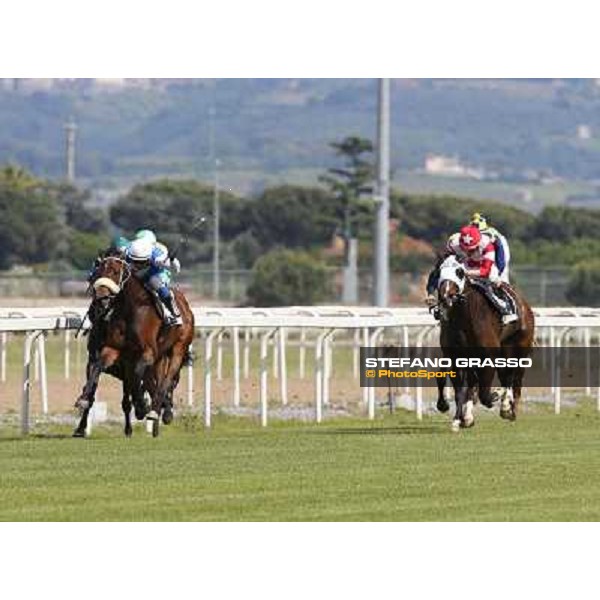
[73,253,150,437]
[436,255,535,430]
[75,255,194,437]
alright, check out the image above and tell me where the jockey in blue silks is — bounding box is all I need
[126,229,182,326]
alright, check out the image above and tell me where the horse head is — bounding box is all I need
[437,256,466,317]
[90,252,131,312]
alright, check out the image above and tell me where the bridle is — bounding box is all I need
[90,256,132,318]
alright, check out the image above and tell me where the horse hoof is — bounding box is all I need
[146,410,159,421]
[461,418,475,428]
[500,407,512,420]
[436,399,450,413]
[162,409,173,425]
[152,420,160,438]
[72,430,86,438]
[451,419,461,433]
[124,427,132,437]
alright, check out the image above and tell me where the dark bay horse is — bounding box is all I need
[436,255,535,431]
[75,255,194,437]
[73,254,149,437]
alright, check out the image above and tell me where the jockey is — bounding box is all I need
[470,212,510,283]
[126,230,182,326]
[426,225,517,324]
[449,225,517,324]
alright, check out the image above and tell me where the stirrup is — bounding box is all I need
[164,315,182,327]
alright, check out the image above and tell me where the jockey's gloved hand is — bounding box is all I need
[171,258,181,274]
[425,294,437,307]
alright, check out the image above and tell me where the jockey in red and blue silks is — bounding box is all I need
[127,230,182,326]
[427,225,517,324]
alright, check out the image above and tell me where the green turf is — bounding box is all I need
[1,405,600,521]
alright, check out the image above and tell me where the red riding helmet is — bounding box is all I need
[459,225,481,252]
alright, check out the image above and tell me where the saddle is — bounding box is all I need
[470,279,519,320]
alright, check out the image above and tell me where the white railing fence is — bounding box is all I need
[2,305,600,435]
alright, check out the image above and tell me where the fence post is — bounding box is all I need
[260,329,277,427]
[64,329,71,380]
[1,332,7,383]
[232,327,240,407]
[38,333,48,415]
[204,329,222,428]
[187,342,194,407]
[278,328,288,406]
[21,331,39,436]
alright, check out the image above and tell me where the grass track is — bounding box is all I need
[1,406,600,521]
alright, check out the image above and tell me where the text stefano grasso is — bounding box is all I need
[363,357,533,369]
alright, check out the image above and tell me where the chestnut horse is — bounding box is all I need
[436,255,535,430]
[75,255,194,437]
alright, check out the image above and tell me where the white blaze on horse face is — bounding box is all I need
[438,256,466,294]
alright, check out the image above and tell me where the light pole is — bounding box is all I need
[373,78,390,306]
[64,117,77,183]
[209,105,220,301]
[213,158,220,301]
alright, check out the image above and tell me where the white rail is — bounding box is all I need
[1,305,600,434]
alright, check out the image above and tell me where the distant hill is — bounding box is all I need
[2,78,600,199]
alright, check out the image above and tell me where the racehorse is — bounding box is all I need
[75,254,194,437]
[436,255,535,431]
[73,252,150,437]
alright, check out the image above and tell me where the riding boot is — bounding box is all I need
[162,290,183,326]
[495,285,518,324]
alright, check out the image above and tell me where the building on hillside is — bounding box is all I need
[577,124,592,140]
[423,154,484,179]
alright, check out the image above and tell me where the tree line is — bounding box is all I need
[2,163,600,304]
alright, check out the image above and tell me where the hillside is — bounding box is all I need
[2,78,600,205]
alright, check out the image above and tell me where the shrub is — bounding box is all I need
[566,261,600,307]
[246,249,329,306]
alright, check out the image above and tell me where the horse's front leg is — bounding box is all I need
[122,391,133,437]
[477,365,498,409]
[73,347,120,437]
[73,406,91,438]
[451,369,469,432]
[75,358,102,411]
[436,374,450,413]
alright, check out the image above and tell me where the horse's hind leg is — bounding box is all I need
[496,365,517,421]
[436,375,450,413]
[152,347,187,431]
[507,366,526,421]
